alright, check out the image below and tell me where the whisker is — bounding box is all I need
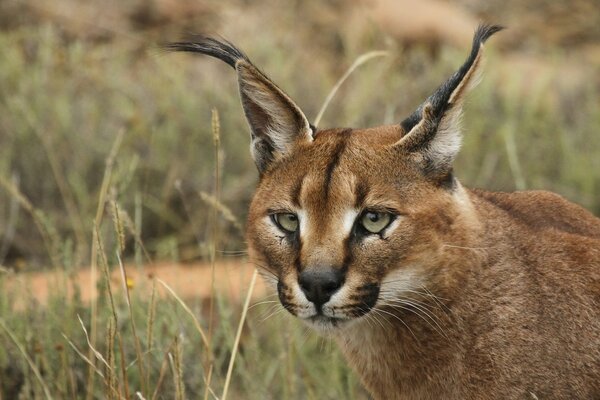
[261,307,287,323]
[365,308,389,332]
[381,299,448,339]
[372,307,418,341]
[378,285,451,316]
[250,262,278,277]
[257,303,282,320]
[248,300,279,310]
[441,243,489,251]
[419,285,452,314]
[356,305,378,331]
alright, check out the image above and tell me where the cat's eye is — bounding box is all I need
[359,211,392,234]
[273,213,299,233]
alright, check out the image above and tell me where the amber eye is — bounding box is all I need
[273,213,299,233]
[359,211,392,234]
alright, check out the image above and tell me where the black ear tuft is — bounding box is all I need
[165,36,249,69]
[167,35,313,174]
[395,24,503,181]
[474,24,504,45]
[400,24,504,135]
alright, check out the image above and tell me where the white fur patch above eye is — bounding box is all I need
[297,209,307,237]
[381,217,401,239]
[265,215,283,236]
[342,209,359,235]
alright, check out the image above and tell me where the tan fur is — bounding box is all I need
[170,28,600,399]
[245,126,600,399]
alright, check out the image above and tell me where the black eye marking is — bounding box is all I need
[353,209,397,239]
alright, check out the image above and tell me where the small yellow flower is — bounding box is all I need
[126,277,135,290]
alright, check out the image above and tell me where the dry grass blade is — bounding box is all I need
[156,278,210,349]
[105,319,118,400]
[502,124,526,190]
[77,315,111,369]
[61,333,105,379]
[0,318,54,400]
[207,107,221,385]
[170,337,186,400]
[112,200,126,253]
[87,128,126,400]
[10,97,87,261]
[117,332,131,399]
[314,50,389,126]
[119,207,153,264]
[221,268,258,400]
[151,342,173,400]
[212,108,221,146]
[146,279,157,386]
[95,223,118,324]
[116,252,148,397]
[0,175,59,268]
[203,364,214,400]
[198,192,244,234]
[0,173,19,265]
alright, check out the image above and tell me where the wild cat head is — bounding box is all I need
[168,25,502,332]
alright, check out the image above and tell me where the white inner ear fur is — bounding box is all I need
[238,64,312,154]
[424,46,484,167]
[401,44,486,170]
[423,107,463,168]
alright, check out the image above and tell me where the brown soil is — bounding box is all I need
[4,259,267,308]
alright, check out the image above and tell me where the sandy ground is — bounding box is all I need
[3,259,269,309]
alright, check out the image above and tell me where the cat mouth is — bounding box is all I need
[304,314,350,331]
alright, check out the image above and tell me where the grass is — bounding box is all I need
[1,7,600,399]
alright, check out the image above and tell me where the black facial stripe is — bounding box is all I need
[277,281,299,314]
[355,283,379,293]
[340,229,354,277]
[294,254,302,273]
[291,173,306,208]
[323,130,351,200]
[354,180,369,208]
[259,244,279,275]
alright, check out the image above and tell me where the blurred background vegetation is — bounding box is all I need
[0,0,598,398]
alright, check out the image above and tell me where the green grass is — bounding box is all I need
[0,10,599,399]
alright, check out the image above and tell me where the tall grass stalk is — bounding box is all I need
[222,268,258,400]
[314,50,388,126]
[0,318,53,400]
[11,98,87,263]
[87,128,125,400]
[116,252,148,397]
[156,279,210,349]
[0,175,60,268]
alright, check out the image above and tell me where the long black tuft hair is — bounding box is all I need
[400,24,504,133]
[165,36,250,69]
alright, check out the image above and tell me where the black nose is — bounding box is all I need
[298,268,345,308]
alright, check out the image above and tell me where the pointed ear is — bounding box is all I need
[166,37,313,173]
[394,24,503,182]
